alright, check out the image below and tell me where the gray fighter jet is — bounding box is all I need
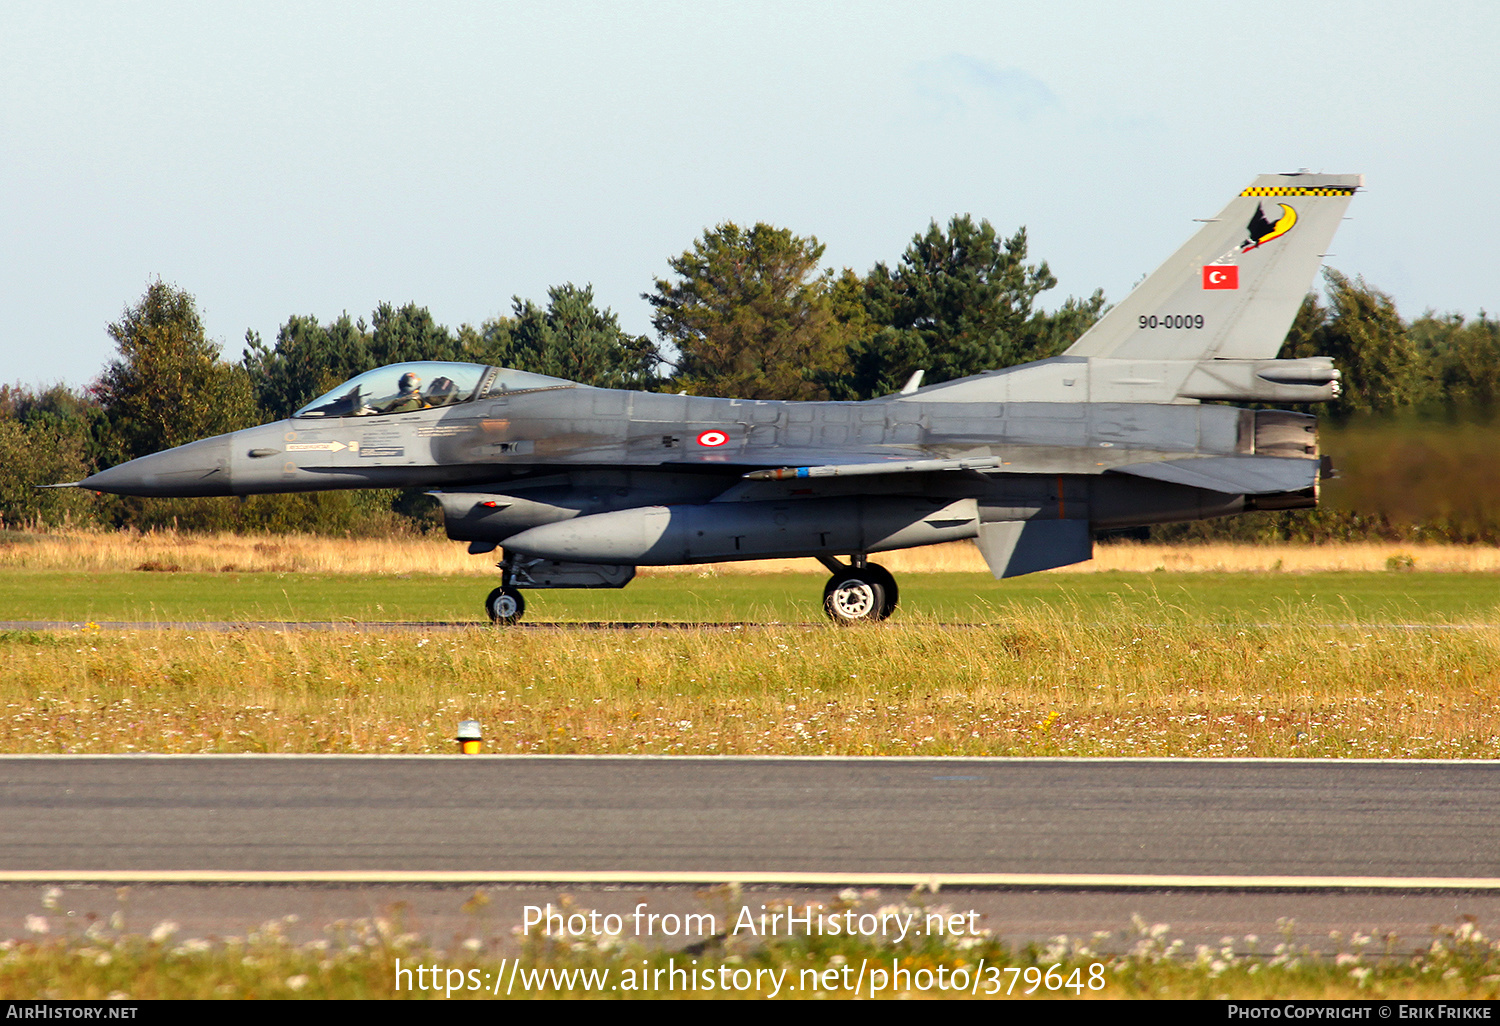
[71,172,1360,623]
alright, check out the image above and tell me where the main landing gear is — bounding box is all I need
[485,585,525,625]
[818,556,898,624]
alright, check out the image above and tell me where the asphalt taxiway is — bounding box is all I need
[4,755,1497,881]
[5,755,1499,952]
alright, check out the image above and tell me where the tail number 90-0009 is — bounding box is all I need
[1139,314,1205,329]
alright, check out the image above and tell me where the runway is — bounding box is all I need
[4,755,1498,882]
[7,755,1500,953]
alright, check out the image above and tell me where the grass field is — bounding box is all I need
[0,567,1497,624]
[1,577,1496,757]
[7,529,1500,575]
[1,531,1497,758]
[4,529,1497,621]
[8,895,1500,999]
[5,535,1500,999]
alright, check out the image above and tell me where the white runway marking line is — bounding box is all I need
[3,870,1500,890]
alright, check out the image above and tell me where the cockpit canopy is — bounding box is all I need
[292,362,576,419]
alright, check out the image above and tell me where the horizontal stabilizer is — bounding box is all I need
[1110,455,1317,495]
[976,519,1092,579]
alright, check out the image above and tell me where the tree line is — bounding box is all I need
[1,215,1494,540]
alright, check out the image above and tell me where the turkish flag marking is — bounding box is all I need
[1203,265,1239,290]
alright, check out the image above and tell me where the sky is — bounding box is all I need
[2,0,1495,389]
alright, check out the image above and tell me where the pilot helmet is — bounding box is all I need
[399,372,421,392]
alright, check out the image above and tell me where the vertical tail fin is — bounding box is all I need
[1064,172,1362,361]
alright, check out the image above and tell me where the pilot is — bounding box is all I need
[384,372,425,413]
[425,376,457,407]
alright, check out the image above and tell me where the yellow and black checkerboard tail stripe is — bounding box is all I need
[1240,186,1357,196]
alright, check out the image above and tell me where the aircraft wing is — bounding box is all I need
[739,452,1317,495]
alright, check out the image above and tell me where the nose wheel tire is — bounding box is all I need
[485,586,526,625]
[823,566,895,623]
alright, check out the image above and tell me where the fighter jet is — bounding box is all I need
[71,172,1360,624]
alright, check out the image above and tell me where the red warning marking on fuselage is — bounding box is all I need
[696,430,729,447]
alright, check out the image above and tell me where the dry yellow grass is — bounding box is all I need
[1082,540,1500,573]
[0,529,496,575]
[2,529,1497,575]
[6,613,1498,758]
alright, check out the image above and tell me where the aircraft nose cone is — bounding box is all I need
[78,434,235,497]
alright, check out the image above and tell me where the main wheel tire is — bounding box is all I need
[862,562,899,618]
[823,572,888,624]
[485,586,526,625]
